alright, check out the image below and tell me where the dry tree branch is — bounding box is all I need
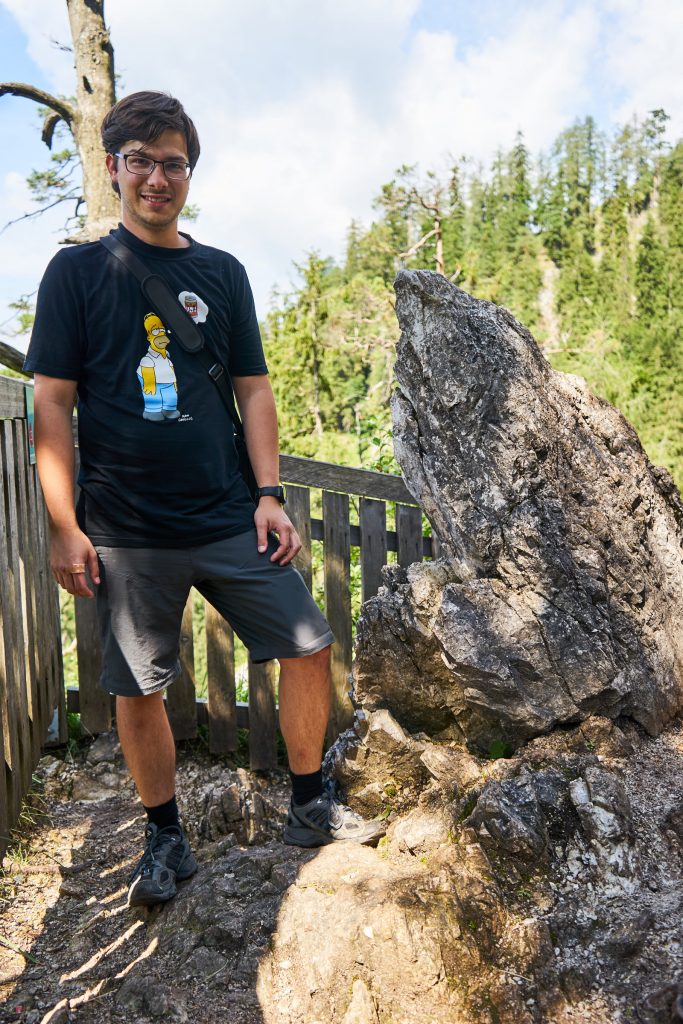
[0,82,75,128]
[0,190,80,236]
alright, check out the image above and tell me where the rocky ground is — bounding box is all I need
[0,718,681,1024]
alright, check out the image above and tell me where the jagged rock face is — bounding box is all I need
[355,270,683,749]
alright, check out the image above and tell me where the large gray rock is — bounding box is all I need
[354,270,683,750]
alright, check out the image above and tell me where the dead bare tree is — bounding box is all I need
[0,0,118,243]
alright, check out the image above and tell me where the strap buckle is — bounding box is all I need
[208,363,225,382]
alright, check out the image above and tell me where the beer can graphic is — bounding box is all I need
[178,290,209,323]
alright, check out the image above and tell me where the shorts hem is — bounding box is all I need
[100,673,177,698]
[250,630,335,664]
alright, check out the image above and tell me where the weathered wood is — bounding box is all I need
[25,462,44,740]
[310,516,433,557]
[37,471,66,742]
[0,445,13,846]
[323,490,353,737]
[0,343,29,378]
[1,421,31,810]
[359,498,387,603]
[280,454,415,504]
[284,484,312,591]
[31,466,61,745]
[72,447,110,735]
[397,504,423,567]
[13,426,39,754]
[74,595,107,733]
[206,603,237,754]
[0,375,27,419]
[248,659,278,771]
[166,595,197,741]
[66,685,257,731]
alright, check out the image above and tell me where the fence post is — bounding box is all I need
[359,498,387,602]
[323,490,353,738]
[72,446,111,736]
[166,594,197,741]
[285,484,312,591]
[248,659,278,770]
[397,504,423,567]
[206,603,237,754]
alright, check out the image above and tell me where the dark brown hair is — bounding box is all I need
[101,91,201,175]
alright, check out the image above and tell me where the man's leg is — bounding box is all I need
[278,646,331,774]
[278,645,385,847]
[116,691,176,807]
[117,691,197,907]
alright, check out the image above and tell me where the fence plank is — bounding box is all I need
[13,427,39,759]
[359,498,387,603]
[323,490,353,736]
[41,480,66,743]
[1,421,31,806]
[280,454,415,504]
[72,448,110,735]
[74,596,108,734]
[206,603,237,754]
[248,659,278,770]
[24,456,46,743]
[397,504,423,568]
[284,485,312,591]
[0,450,12,849]
[0,375,26,419]
[166,595,197,741]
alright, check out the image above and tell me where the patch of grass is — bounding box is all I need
[376,835,390,859]
[458,793,478,822]
[487,739,514,759]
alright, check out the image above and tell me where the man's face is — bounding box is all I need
[106,129,191,234]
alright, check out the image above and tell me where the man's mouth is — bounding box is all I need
[140,193,171,207]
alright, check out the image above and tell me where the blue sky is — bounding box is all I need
[1,0,682,350]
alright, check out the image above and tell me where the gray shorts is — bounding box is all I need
[94,530,334,697]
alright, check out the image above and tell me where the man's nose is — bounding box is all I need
[147,162,169,186]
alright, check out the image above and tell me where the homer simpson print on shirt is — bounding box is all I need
[137,312,181,422]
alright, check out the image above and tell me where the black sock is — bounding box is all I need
[144,794,180,831]
[290,768,324,806]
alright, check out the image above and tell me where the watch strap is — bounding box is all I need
[256,485,286,504]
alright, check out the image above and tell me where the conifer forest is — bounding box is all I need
[263,111,683,490]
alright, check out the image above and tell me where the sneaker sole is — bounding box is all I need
[283,825,384,848]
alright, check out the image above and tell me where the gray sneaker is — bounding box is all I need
[283,786,386,848]
[128,823,198,907]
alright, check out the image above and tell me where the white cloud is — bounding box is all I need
[0,0,73,93]
[0,0,681,316]
[602,0,683,134]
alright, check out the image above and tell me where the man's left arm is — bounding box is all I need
[232,374,301,565]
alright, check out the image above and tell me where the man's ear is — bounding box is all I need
[105,152,121,196]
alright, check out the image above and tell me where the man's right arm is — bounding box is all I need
[34,374,100,598]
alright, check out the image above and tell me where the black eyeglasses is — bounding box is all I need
[114,151,192,181]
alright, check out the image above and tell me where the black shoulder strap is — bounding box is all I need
[99,233,244,436]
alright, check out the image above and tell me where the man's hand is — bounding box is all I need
[254,497,301,565]
[50,525,100,598]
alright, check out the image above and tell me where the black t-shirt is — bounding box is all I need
[24,224,268,547]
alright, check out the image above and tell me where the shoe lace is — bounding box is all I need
[129,826,181,882]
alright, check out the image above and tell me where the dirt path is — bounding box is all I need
[0,737,292,1024]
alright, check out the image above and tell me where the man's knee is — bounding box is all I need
[116,689,166,723]
[279,644,332,676]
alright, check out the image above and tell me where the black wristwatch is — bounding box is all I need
[256,485,286,505]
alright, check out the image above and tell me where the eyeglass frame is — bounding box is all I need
[113,151,192,181]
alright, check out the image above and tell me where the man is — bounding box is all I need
[25,91,383,908]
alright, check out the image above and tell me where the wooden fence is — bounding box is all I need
[1,373,434,855]
[0,376,65,858]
